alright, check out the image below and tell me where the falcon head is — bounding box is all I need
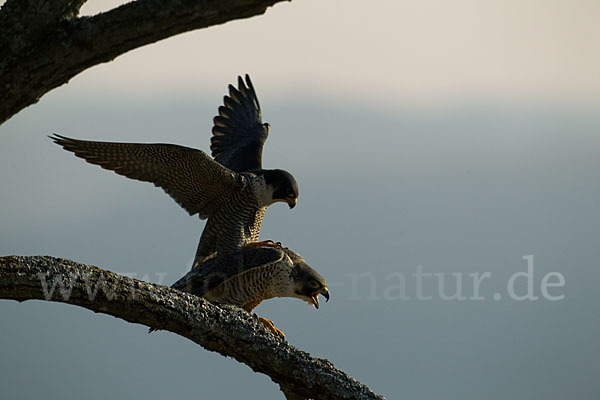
[290,261,330,309]
[262,169,299,209]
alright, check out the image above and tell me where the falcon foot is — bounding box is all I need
[255,315,285,338]
[243,240,282,249]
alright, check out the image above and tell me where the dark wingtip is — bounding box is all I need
[244,74,255,93]
[49,133,70,145]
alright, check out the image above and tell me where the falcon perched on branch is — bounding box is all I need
[170,244,329,337]
[51,75,298,267]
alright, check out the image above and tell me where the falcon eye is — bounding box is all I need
[308,280,319,289]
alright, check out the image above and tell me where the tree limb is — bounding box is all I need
[0,255,386,400]
[0,0,288,126]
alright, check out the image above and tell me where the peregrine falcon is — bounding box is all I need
[170,244,329,337]
[50,75,298,265]
[195,75,298,265]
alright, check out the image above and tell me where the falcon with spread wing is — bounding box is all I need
[51,75,298,265]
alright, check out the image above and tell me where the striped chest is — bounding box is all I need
[202,257,293,312]
[207,174,266,251]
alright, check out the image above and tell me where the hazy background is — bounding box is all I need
[1,1,599,399]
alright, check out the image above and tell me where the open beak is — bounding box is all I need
[287,197,297,209]
[310,287,330,309]
[310,294,319,309]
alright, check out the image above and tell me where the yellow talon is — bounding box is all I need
[256,315,285,338]
[243,240,282,249]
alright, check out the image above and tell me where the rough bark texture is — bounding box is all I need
[0,0,287,126]
[0,255,386,400]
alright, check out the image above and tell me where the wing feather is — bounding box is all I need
[210,75,269,172]
[50,134,238,218]
[172,247,285,296]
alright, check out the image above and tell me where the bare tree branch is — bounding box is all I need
[0,255,386,400]
[0,0,288,126]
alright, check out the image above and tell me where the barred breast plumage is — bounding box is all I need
[172,245,329,313]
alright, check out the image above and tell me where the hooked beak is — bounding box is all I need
[309,287,330,309]
[287,197,297,209]
[321,287,330,302]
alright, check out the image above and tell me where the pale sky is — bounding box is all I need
[2,2,600,399]
[63,0,600,105]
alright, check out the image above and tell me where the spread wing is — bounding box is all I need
[172,247,285,296]
[210,74,270,172]
[50,134,238,218]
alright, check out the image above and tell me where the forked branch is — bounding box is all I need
[0,0,288,125]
